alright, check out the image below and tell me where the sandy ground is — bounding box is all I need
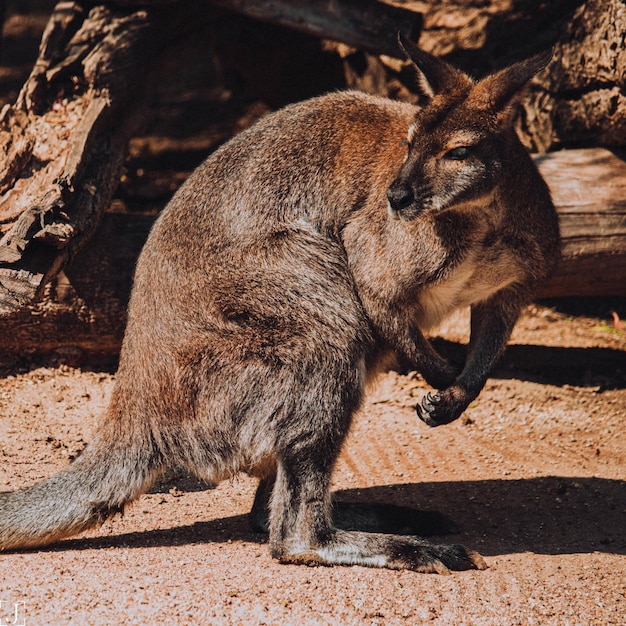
[0,302,624,625]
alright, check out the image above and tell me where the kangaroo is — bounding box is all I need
[0,35,559,573]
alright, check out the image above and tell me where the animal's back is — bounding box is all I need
[145,91,414,257]
[113,91,418,480]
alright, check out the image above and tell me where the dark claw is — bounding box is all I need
[416,391,444,427]
[425,391,441,406]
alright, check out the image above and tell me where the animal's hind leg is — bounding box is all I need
[267,429,486,573]
[251,476,459,536]
[249,475,274,533]
[268,445,337,561]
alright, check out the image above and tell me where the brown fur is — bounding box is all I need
[0,36,558,573]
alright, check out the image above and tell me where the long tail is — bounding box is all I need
[0,426,161,551]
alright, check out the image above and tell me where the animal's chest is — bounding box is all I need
[415,251,521,331]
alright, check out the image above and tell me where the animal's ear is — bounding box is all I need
[397,32,470,99]
[470,48,553,121]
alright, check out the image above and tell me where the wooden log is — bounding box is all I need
[535,148,626,298]
[0,147,623,362]
[206,0,422,58]
[519,0,626,152]
[0,213,152,367]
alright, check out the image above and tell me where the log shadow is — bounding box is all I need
[432,339,626,390]
[38,476,625,558]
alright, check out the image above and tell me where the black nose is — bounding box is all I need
[387,184,414,212]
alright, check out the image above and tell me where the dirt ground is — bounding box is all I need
[0,302,625,625]
[1,4,625,625]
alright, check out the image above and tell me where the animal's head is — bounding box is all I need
[387,34,551,220]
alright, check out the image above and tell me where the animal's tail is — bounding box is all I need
[0,421,161,551]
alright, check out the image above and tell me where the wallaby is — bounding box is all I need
[0,35,559,573]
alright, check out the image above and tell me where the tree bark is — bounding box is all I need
[518,0,626,152]
[0,1,171,315]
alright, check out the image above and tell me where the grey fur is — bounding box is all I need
[0,40,558,573]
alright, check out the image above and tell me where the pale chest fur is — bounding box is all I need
[416,250,523,331]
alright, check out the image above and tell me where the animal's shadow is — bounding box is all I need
[42,476,625,557]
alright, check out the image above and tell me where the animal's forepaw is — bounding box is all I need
[415,389,464,427]
[415,391,441,427]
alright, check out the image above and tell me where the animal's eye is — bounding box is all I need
[445,146,472,160]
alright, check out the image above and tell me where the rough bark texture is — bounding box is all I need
[519,0,626,152]
[0,213,151,365]
[0,2,168,315]
[408,0,582,70]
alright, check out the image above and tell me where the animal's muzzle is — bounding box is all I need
[387,183,414,213]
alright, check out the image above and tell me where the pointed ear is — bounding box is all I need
[470,48,553,119]
[397,32,471,99]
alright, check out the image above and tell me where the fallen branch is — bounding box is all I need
[206,0,422,57]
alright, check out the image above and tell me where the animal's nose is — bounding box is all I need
[387,184,414,212]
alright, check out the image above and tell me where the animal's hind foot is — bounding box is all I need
[274,530,487,574]
[386,537,487,573]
